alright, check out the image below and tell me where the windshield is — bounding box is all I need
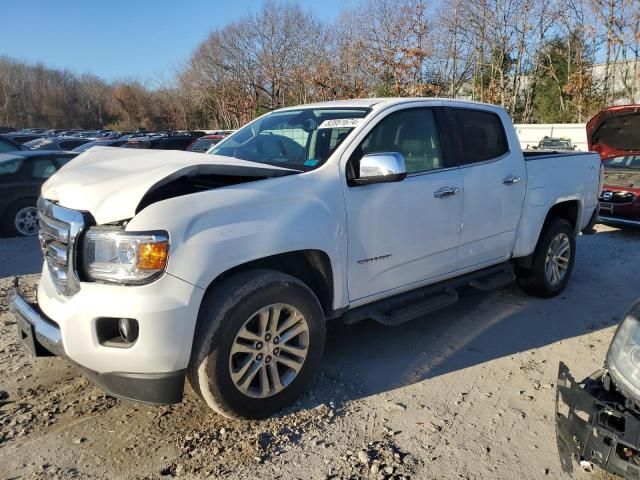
[209,107,371,170]
[603,155,640,169]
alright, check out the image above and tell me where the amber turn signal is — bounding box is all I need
[137,242,169,270]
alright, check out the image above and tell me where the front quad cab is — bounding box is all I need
[10,98,601,419]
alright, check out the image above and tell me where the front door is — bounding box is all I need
[342,107,463,302]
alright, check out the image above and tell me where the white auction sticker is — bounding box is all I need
[318,118,363,129]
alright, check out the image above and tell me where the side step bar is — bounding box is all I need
[343,263,515,327]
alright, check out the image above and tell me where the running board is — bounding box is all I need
[343,263,514,326]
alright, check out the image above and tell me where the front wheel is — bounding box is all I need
[187,270,326,419]
[2,199,39,237]
[516,218,576,298]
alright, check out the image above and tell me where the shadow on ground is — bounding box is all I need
[0,236,41,278]
[312,227,640,405]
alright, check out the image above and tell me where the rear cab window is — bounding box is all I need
[449,108,509,164]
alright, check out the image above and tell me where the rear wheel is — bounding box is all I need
[516,218,576,298]
[2,199,39,237]
[187,269,326,419]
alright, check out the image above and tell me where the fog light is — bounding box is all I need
[118,318,139,343]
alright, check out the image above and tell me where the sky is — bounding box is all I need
[0,0,350,83]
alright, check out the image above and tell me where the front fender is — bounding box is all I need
[127,171,348,310]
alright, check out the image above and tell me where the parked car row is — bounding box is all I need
[0,129,237,236]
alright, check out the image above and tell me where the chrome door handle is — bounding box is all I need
[502,175,521,185]
[434,187,459,198]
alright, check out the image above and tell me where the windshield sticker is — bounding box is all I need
[318,118,363,129]
[304,159,320,167]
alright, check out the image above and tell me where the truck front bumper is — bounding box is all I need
[9,284,186,405]
[556,362,640,478]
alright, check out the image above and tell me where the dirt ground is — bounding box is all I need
[1,224,639,480]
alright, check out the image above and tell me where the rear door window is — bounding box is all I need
[450,109,509,164]
[31,158,58,179]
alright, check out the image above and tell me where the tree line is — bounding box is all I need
[1,0,638,130]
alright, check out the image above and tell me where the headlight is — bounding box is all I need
[606,300,640,400]
[83,228,169,284]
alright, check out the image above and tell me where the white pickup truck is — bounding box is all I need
[10,98,602,419]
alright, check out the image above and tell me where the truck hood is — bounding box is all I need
[41,146,298,224]
[587,105,640,160]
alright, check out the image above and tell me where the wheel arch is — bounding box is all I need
[514,199,582,269]
[201,249,336,318]
[542,199,582,233]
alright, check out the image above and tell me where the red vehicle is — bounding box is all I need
[587,105,640,227]
[186,134,226,153]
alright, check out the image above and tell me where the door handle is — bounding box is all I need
[434,186,459,198]
[502,175,521,185]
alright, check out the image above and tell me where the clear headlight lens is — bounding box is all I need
[606,300,640,400]
[83,228,169,284]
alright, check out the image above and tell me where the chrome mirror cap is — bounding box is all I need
[355,152,407,185]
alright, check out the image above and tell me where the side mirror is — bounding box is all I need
[354,152,407,185]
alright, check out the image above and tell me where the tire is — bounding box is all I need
[516,218,576,298]
[187,269,326,419]
[1,198,39,237]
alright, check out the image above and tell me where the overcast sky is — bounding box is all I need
[0,0,351,83]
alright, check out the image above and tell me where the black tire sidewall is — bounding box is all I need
[195,272,325,418]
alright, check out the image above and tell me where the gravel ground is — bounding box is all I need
[1,224,639,479]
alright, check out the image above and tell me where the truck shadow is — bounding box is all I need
[311,222,640,408]
[316,281,622,404]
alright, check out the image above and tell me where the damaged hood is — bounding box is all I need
[587,105,640,160]
[41,146,297,224]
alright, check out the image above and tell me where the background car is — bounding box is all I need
[534,136,576,151]
[23,136,91,151]
[72,138,129,152]
[19,128,47,134]
[598,155,640,226]
[122,134,201,150]
[0,151,77,236]
[186,134,226,153]
[587,104,640,227]
[42,129,69,137]
[1,133,45,144]
[0,136,27,153]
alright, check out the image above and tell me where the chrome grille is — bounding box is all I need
[37,197,85,296]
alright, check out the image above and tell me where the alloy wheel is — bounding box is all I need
[14,206,39,236]
[545,232,570,286]
[229,303,310,398]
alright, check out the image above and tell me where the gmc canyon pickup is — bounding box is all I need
[10,98,602,419]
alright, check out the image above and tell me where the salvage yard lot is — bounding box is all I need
[1,225,638,479]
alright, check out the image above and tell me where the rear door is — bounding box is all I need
[448,107,527,270]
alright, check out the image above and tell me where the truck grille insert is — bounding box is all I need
[37,197,86,296]
[600,190,636,204]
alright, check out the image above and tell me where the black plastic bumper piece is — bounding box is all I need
[556,362,640,478]
[76,366,186,405]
